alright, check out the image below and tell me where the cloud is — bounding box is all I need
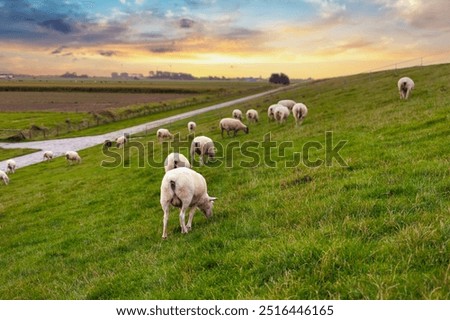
[98,50,118,57]
[39,19,74,34]
[51,46,67,54]
[179,18,195,28]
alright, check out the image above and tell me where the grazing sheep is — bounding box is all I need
[65,151,81,164]
[0,170,9,185]
[160,167,217,239]
[190,136,215,165]
[43,151,54,161]
[398,77,415,100]
[116,135,127,148]
[246,109,259,123]
[187,121,196,134]
[157,128,173,142]
[278,99,296,110]
[267,104,279,121]
[6,159,16,174]
[164,152,191,172]
[232,109,243,120]
[292,103,308,126]
[274,105,290,124]
[219,118,249,137]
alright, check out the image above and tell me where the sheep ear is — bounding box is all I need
[209,196,217,202]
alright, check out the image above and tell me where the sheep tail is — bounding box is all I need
[170,180,176,192]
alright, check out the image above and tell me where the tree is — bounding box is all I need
[269,72,290,85]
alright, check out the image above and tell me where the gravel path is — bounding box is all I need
[0,86,291,170]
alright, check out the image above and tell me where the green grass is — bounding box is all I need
[0,148,39,161]
[0,64,448,299]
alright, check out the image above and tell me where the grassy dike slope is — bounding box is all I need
[0,64,448,299]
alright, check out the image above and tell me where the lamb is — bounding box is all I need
[246,109,259,123]
[274,105,290,124]
[6,159,16,174]
[232,109,243,120]
[219,118,249,137]
[164,152,191,172]
[190,136,215,165]
[103,140,112,148]
[160,167,217,239]
[0,170,9,185]
[292,103,308,126]
[65,151,81,164]
[398,77,415,100]
[116,135,127,148]
[267,104,279,121]
[43,151,54,161]
[157,128,173,142]
[278,99,296,110]
[187,121,196,134]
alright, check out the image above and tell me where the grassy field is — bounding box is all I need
[0,64,448,299]
[0,148,38,162]
[0,80,273,141]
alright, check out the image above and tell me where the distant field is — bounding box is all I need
[0,64,448,299]
[0,92,193,112]
[0,79,274,140]
[0,147,38,161]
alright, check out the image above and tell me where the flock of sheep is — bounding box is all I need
[155,96,314,238]
[1,76,415,239]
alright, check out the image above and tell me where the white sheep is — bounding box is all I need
[160,167,217,239]
[190,136,215,165]
[187,121,196,134]
[116,135,127,148]
[0,170,9,185]
[164,152,191,172]
[292,103,308,126]
[43,151,54,161]
[219,118,249,137]
[398,77,415,100]
[267,104,279,121]
[232,109,243,120]
[6,159,16,174]
[278,99,296,110]
[274,105,290,124]
[65,151,81,164]
[157,128,173,142]
[246,109,259,123]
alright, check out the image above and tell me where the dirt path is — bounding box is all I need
[0,86,291,170]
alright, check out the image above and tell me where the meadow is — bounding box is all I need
[0,64,449,299]
[0,79,273,140]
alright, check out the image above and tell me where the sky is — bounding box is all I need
[0,0,449,78]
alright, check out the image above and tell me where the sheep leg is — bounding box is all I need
[186,207,197,230]
[162,203,170,239]
[179,206,189,234]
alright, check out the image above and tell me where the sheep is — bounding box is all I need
[43,151,54,161]
[232,109,243,120]
[190,136,215,165]
[0,170,9,185]
[116,135,127,148]
[187,121,196,134]
[246,109,259,123]
[219,118,249,137]
[160,167,217,239]
[157,128,173,142]
[267,104,279,121]
[6,159,16,174]
[278,99,296,110]
[274,105,290,124]
[164,152,191,172]
[398,77,415,100]
[292,103,308,126]
[65,151,81,164]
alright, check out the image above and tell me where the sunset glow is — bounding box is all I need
[0,0,449,78]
